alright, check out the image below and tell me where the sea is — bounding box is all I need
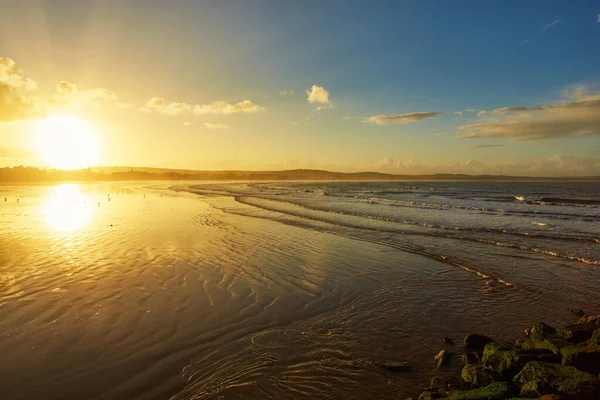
[1,180,599,399]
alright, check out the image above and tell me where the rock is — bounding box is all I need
[569,308,585,317]
[514,361,600,400]
[586,328,600,346]
[557,324,596,344]
[560,345,600,375]
[435,349,452,367]
[464,334,494,351]
[437,382,514,400]
[521,338,571,355]
[483,348,560,378]
[462,352,481,365]
[373,361,415,373]
[430,374,466,393]
[578,315,600,325]
[443,337,455,345]
[461,364,502,388]
[529,323,557,340]
[482,342,517,360]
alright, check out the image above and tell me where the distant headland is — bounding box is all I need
[1,166,599,183]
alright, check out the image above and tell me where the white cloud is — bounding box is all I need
[366,112,442,125]
[183,121,192,126]
[146,97,165,108]
[279,90,295,96]
[306,85,330,104]
[0,57,45,121]
[203,122,229,129]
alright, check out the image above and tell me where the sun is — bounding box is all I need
[35,115,99,170]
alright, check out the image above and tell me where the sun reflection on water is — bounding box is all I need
[44,184,94,232]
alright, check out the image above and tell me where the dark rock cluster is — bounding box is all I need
[410,314,600,400]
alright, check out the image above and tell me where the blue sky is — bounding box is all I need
[1,0,600,175]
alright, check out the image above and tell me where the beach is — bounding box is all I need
[1,181,599,399]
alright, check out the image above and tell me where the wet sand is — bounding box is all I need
[0,182,597,399]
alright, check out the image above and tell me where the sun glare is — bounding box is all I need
[36,115,99,170]
[43,184,94,232]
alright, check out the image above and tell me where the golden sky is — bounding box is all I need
[1,1,600,176]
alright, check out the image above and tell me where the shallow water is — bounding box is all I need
[1,181,599,399]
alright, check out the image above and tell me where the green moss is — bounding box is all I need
[587,329,600,346]
[438,382,514,400]
[484,349,559,378]
[560,345,600,375]
[483,342,517,361]
[514,361,600,400]
[521,338,571,355]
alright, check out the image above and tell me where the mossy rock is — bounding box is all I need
[557,324,595,344]
[464,334,494,352]
[484,348,559,378]
[587,328,600,346]
[514,361,600,400]
[529,323,557,340]
[483,342,517,361]
[462,352,482,365]
[560,345,600,375]
[438,382,515,399]
[430,374,467,393]
[521,338,571,355]
[461,364,502,388]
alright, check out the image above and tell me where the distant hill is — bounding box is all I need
[1,166,599,182]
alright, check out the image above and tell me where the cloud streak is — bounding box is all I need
[376,154,600,176]
[53,81,117,107]
[458,91,600,140]
[203,122,229,129]
[468,144,504,150]
[144,97,263,116]
[519,19,561,46]
[542,19,561,31]
[367,112,442,125]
